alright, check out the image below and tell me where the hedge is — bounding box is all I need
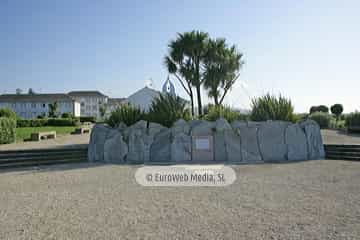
[80,116,96,123]
[346,112,360,131]
[17,119,48,127]
[47,118,80,126]
[0,117,16,144]
[17,118,80,127]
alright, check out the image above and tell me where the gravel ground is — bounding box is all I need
[322,129,360,145]
[1,160,360,239]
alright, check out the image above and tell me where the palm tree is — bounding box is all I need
[203,38,244,106]
[164,31,209,116]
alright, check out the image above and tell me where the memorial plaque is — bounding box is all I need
[192,135,214,162]
[195,138,210,150]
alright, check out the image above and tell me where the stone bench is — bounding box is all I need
[31,131,56,141]
[74,127,91,134]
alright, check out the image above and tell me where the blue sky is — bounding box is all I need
[1,0,359,113]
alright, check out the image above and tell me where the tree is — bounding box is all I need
[164,31,209,116]
[330,104,344,122]
[48,102,59,118]
[309,105,329,114]
[16,88,23,95]
[28,88,36,94]
[203,38,244,105]
[99,104,107,119]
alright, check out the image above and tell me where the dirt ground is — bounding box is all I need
[0,160,359,239]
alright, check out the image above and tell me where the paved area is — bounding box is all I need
[322,129,360,145]
[0,160,359,239]
[0,134,90,151]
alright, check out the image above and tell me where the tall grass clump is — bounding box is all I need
[204,105,249,122]
[250,94,295,122]
[147,94,190,127]
[107,104,146,127]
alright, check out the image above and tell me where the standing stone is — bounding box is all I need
[191,121,215,162]
[224,130,242,163]
[214,118,232,161]
[150,129,172,163]
[171,133,191,162]
[231,120,247,131]
[238,126,263,163]
[285,124,308,161]
[104,129,128,163]
[88,124,110,162]
[299,119,325,159]
[172,119,190,135]
[258,121,289,162]
[126,129,146,164]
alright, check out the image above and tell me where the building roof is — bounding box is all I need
[0,94,75,102]
[108,98,126,105]
[68,91,107,98]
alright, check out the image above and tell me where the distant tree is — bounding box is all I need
[317,105,329,113]
[99,104,107,119]
[16,88,23,95]
[203,38,244,106]
[330,104,344,122]
[48,102,59,118]
[309,105,329,114]
[28,88,36,95]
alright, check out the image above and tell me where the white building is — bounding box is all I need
[124,76,182,112]
[0,94,80,119]
[68,91,108,119]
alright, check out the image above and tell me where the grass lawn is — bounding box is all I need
[16,126,77,142]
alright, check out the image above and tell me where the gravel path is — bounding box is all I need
[0,160,359,239]
[322,129,360,145]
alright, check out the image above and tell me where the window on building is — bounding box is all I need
[81,102,85,107]
[42,103,46,108]
[31,103,36,108]
[92,105,97,111]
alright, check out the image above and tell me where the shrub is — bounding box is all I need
[0,117,16,144]
[80,116,96,123]
[330,104,344,121]
[250,94,295,122]
[107,104,145,127]
[345,112,360,129]
[294,113,308,122]
[147,94,191,127]
[47,118,80,126]
[37,113,47,119]
[17,119,48,127]
[0,108,17,119]
[204,105,249,122]
[61,112,73,119]
[309,112,332,129]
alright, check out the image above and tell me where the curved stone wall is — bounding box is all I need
[88,119,325,164]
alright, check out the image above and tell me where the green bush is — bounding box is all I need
[80,116,96,123]
[107,104,146,127]
[17,119,48,127]
[204,105,249,122]
[0,117,16,144]
[47,118,80,126]
[250,94,295,122]
[61,112,73,118]
[345,112,360,128]
[309,112,332,129]
[0,108,17,119]
[147,94,191,127]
